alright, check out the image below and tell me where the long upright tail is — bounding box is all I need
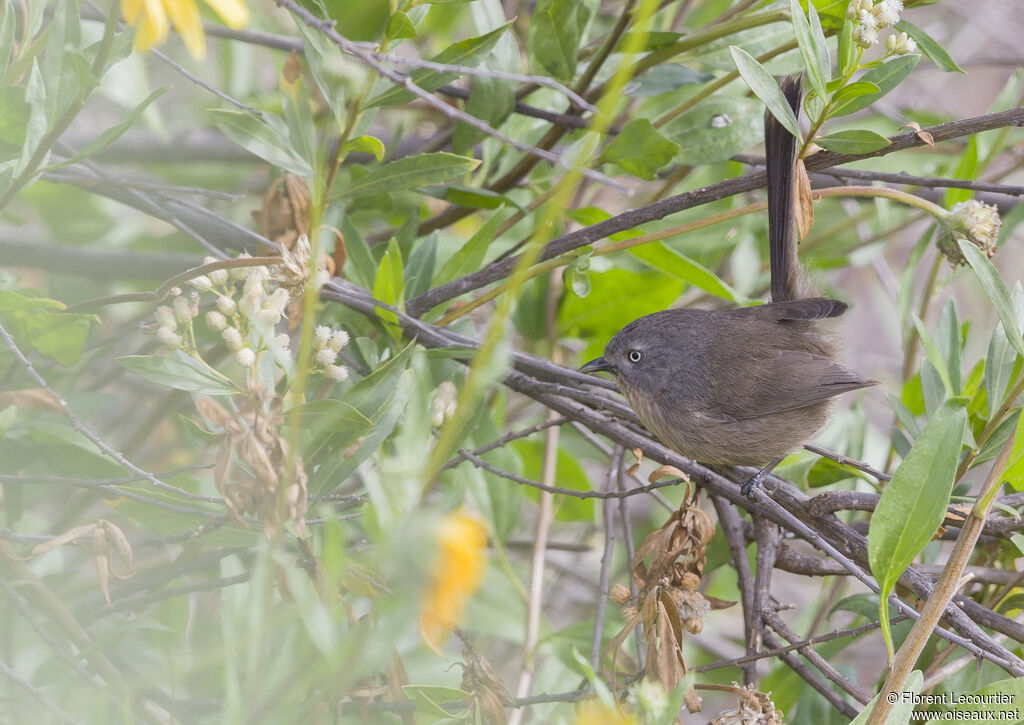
[766,75,803,303]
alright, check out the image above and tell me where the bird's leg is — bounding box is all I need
[740,457,785,499]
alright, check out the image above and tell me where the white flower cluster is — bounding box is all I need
[149,256,296,372]
[312,325,350,382]
[148,255,351,384]
[846,0,914,52]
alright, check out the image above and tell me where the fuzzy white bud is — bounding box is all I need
[190,275,212,292]
[326,364,349,382]
[328,329,350,352]
[875,0,902,26]
[235,348,256,367]
[314,325,331,348]
[154,305,175,328]
[209,267,229,285]
[266,288,290,313]
[316,347,338,366]
[222,327,244,350]
[217,295,236,316]
[156,326,182,348]
[258,308,283,326]
[205,310,228,331]
[173,295,192,323]
[239,293,261,319]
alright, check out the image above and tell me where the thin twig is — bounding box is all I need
[592,446,624,670]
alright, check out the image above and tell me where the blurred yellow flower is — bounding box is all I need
[574,699,637,725]
[420,510,488,652]
[121,0,249,58]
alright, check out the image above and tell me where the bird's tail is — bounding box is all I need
[766,75,806,303]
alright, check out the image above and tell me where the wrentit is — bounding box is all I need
[580,76,876,496]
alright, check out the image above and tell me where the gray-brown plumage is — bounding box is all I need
[580,76,875,492]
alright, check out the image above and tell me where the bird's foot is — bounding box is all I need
[740,458,784,499]
[740,469,769,499]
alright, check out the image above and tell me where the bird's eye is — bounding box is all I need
[628,350,642,363]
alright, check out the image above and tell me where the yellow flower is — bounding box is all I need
[420,510,488,652]
[574,699,637,725]
[121,0,249,58]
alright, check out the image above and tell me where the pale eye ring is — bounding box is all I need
[628,350,642,363]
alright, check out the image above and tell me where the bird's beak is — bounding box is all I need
[579,356,614,375]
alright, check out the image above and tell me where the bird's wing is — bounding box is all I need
[717,349,876,420]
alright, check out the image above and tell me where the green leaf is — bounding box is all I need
[790,0,828,100]
[984,282,1024,417]
[959,240,1024,359]
[372,239,404,338]
[434,211,505,287]
[0,291,92,366]
[826,80,880,116]
[402,685,468,718]
[368,22,513,107]
[868,399,967,659]
[838,17,857,77]
[1002,412,1024,491]
[814,129,890,154]
[847,670,923,725]
[944,135,978,207]
[600,119,680,180]
[895,20,965,74]
[662,96,764,166]
[321,0,388,42]
[338,134,385,161]
[452,75,515,155]
[116,354,240,396]
[385,11,416,40]
[828,55,919,117]
[729,46,802,141]
[912,315,953,399]
[336,152,479,198]
[42,87,169,171]
[958,678,1024,720]
[625,64,711,97]
[527,0,589,82]
[209,109,313,177]
[307,344,416,494]
[630,242,745,303]
[0,85,30,162]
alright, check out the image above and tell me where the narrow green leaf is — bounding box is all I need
[828,54,919,117]
[807,1,831,85]
[209,109,313,177]
[368,22,512,107]
[959,240,1024,358]
[838,17,857,77]
[729,46,802,141]
[984,282,1024,417]
[0,85,30,162]
[895,20,965,74]
[117,354,240,395]
[338,135,385,161]
[43,87,169,171]
[600,119,680,180]
[911,315,953,399]
[373,239,404,338]
[944,135,977,207]
[815,129,890,154]
[828,80,880,108]
[434,211,505,287]
[336,152,479,198]
[630,242,745,303]
[790,0,827,100]
[1002,411,1024,491]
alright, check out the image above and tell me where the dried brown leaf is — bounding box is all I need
[900,122,935,148]
[648,464,689,483]
[795,159,814,241]
[0,388,66,415]
[31,524,98,556]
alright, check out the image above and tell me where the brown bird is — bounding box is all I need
[580,76,876,496]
